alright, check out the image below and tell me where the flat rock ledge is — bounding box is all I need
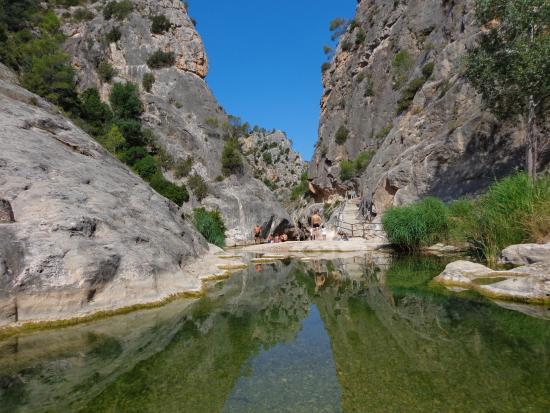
[240,239,388,255]
[0,247,247,332]
[499,243,550,266]
[434,260,550,304]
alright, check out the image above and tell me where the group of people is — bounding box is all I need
[253,224,289,244]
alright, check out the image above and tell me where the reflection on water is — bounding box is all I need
[0,254,549,413]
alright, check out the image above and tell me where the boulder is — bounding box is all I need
[435,260,550,304]
[499,243,550,266]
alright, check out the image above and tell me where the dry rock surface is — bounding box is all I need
[499,243,550,266]
[309,0,548,211]
[59,0,292,241]
[0,65,222,327]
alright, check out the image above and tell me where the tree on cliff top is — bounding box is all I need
[464,0,549,178]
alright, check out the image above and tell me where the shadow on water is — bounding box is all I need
[0,254,548,413]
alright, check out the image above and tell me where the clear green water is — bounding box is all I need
[0,254,549,413]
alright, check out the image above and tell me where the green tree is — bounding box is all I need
[109,82,143,120]
[79,88,112,133]
[464,0,549,178]
[221,138,243,176]
[150,15,171,34]
[97,125,126,154]
[20,46,77,110]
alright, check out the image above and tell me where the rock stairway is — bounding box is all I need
[334,198,387,243]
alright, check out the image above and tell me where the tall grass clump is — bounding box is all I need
[382,197,448,251]
[192,208,226,248]
[448,172,550,264]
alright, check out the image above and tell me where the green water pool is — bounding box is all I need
[0,254,548,412]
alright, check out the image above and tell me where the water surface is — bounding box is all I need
[0,254,548,412]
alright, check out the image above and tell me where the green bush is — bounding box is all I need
[355,28,366,45]
[154,146,174,169]
[109,82,143,120]
[79,88,112,132]
[448,173,550,264]
[105,27,121,43]
[321,62,331,72]
[392,50,413,87]
[97,125,126,154]
[73,8,94,22]
[146,49,175,69]
[192,208,226,247]
[290,171,310,201]
[114,119,144,147]
[149,173,189,206]
[133,155,158,179]
[174,156,194,178]
[221,138,243,176]
[150,15,171,34]
[340,160,354,181]
[188,174,208,200]
[421,61,434,78]
[335,125,349,145]
[119,146,147,166]
[103,1,133,21]
[341,40,352,51]
[396,76,426,113]
[204,117,219,128]
[262,152,273,165]
[353,150,375,174]
[382,197,448,251]
[97,60,117,82]
[142,72,155,92]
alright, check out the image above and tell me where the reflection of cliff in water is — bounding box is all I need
[0,255,548,413]
[0,261,309,413]
[311,256,550,413]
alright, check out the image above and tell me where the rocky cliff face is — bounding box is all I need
[58,0,291,241]
[241,130,307,203]
[309,0,539,211]
[0,64,213,326]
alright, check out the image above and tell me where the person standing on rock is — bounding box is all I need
[311,210,322,240]
[253,224,262,244]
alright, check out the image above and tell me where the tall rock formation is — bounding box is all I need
[309,0,547,211]
[240,130,307,203]
[0,64,212,326]
[59,0,291,241]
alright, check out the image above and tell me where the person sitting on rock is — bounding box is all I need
[253,224,262,244]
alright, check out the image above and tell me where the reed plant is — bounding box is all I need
[382,172,550,264]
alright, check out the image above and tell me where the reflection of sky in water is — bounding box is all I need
[222,305,342,413]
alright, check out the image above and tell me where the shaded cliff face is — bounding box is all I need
[309,0,528,209]
[0,65,210,326]
[59,0,290,241]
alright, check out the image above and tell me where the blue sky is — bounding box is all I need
[188,0,357,160]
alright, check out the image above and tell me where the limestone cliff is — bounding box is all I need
[240,130,307,204]
[0,64,211,326]
[309,0,547,211]
[58,0,291,241]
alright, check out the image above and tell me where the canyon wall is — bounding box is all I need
[309,0,546,211]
